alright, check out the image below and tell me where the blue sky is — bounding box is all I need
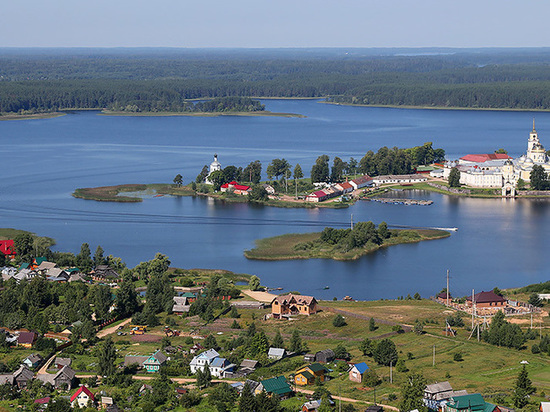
[2,0,548,48]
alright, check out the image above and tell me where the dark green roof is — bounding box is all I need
[307,363,329,373]
[298,370,314,380]
[449,394,495,412]
[416,166,436,172]
[260,376,292,395]
[34,257,47,265]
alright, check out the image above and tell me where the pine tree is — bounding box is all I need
[399,373,427,412]
[272,330,284,349]
[98,337,116,376]
[513,365,535,408]
[239,383,256,412]
[369,317,376,331]
[290,329,302,353]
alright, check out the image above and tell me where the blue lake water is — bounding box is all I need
[1,100,549,300]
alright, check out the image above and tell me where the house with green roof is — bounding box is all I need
[295,363,329,386]
[444,394,500,412]
[255,376,293,399]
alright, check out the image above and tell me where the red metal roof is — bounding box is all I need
[234,184,250,191]
[340,182,353,189]
[0,240,15,255]
[70,386,95,402]
[311,190,327,197]
[460,153,512,163]
[221,183,229,188]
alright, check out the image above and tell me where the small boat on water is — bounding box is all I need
[154,194,164,198]
[324,286,330,290]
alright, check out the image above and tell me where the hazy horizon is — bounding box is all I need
[3,0,550,48]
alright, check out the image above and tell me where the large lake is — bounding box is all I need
[1,100,549,300]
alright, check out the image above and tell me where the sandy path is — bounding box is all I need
[241,289,277,303]
[97,318,132,338]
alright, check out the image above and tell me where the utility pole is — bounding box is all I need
[446,269,450,305]
[390,361,393,384]
[350,214,354,230]
[531,312,533,329]
[433,345,435,366]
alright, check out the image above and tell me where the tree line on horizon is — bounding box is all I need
[7,54,550,113]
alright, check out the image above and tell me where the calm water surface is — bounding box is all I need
[0,100,549,299]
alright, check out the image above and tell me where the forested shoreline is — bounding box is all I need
[5,49,550,113]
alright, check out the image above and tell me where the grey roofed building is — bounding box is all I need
[36,261,57,272]
[239,359,259,370]
[267,347,286,360]
[47,267,69,279]
[54,357,72,369]
[13,365,35,389]
[124,355,149,368]
[0,374,14,385]
[314,349,335,363]
[93,265,119,279]
[68,273,86,282]
[172,296,190,313]
[23,353,43,368]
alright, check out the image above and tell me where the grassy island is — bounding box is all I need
[244,224,451,261]
[100,110,304,118]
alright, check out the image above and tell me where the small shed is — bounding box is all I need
[268,347,286,360]
[314,349,334,363]
[349,362,370,383]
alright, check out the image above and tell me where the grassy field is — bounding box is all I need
[0,228,55,247]
[244,229,450,261]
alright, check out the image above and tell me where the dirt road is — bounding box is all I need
[97,318,132,338]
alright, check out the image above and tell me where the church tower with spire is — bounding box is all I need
[527,118,548,163]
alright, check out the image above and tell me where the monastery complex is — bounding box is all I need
[442,121,550,196]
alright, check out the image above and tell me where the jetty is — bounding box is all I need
[365,197,433,206]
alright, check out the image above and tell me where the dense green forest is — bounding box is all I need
[5,48,550,113]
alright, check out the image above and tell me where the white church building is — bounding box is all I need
[443,121,550,196]
[205,154,222,184]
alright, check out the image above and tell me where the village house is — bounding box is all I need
[23,353,43,369]
[190,349,220,374]
[466,291,507,309]
[423,381,468,411]
[444,394,499,412]
[53,357,72,369]
[13,269,38,283]
[209,357,235,378]
[262,184,276,194]
[237,359,259,376]
[172,296,191,315]
[294,363,329,386]
[70,386,95,408]
[255,376,293,399]
[0,240,16,259]
[37,365,76,390]
[35,261,57,275]
[142,351,168,372]
[13,365,34,389]
[350,175,374,190]
[305,190,329,202]
[271,293,318,319]
[268,347,286,360]
[334,181,354,194]
[314,349,335,363]
[349,362,370,383]
[91,265,119,281]
[17,331,36,348]
[437,292,452,305]
[220,181,251,195]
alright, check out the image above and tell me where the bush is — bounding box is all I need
[333,314,347,327]
[453,352,463,362]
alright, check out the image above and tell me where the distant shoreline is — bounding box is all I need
[0,112,66,121]
[99,110,305,118]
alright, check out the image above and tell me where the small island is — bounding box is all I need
[244,222,451,261]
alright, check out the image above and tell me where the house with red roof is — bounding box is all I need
[334,181,354,194]
[305,190,329,202]
[0,240,15,258]
[466,291,507,309]
[70,386,95,408]
[220,181,251,195]
[459,153,512,164]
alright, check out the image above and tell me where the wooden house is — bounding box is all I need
[271,293,318,319]
[294,363,329,386]
[23,353,43,369]
[349,362,369,383]
[17,331,36,348]
[54,357,72,369]
[437,292,452,305]
[13,365,34,389]
[314,349,335,363]
[142,351,167,372]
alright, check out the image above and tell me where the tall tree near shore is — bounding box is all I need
[399,373,427,412]
[530,165,548,190]
[173,173,183,186]
[93,245,105,267]
[76,243,93,273]
[311,155,330,183]
[448,167,461,187]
